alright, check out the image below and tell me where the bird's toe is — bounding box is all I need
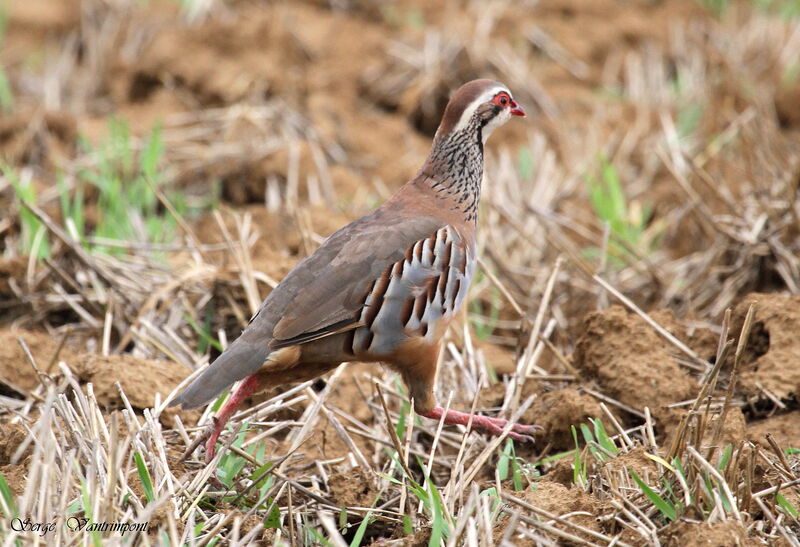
[510,423,543,435]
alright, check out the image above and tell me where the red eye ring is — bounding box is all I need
[491,91,526,117]
[492,92,511,108]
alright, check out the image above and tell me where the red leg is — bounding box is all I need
[420,407,541,442]
[204,374,261,462]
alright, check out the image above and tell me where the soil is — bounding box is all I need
[0,329,194,425]
[515,481,604,543]
[73,353,197,426]
[702,408,748,448]
[729,293,800,402]
[572,306,700,422]
[192,204,353,284]
[0,257,27,299]
[0,423,31,496]
[2,0,800,543]
[328,466,379,508]
[664,520,759,547]
[0,328,81,395]
[281,363,378,465]
[747,411,800,450]
[521,388,606,451]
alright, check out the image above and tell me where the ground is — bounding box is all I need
[1,0,799,545]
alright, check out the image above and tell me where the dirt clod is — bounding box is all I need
[522,388,605,451]
[0,328,80,395]
[73,354,195,425]
[747,410,800,450]
[731,293,800,402]
[0,423,30,465]
[573,306,697,419]
[328,466,378,508]
[664,519,758,547]
[518,481,603,542]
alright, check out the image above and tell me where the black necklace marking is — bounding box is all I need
[425,113,487,222]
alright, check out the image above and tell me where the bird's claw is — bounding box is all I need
[471,415,542,442]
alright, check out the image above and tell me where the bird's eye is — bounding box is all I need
[493,93,511,107]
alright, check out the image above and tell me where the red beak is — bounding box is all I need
[510,100,526,117]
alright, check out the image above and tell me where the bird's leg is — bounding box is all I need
[420,407,541,443]
[399,351,539,442]
[205,374,261,461]
[181,374,261,463]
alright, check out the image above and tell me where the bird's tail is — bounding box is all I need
[169,341,272,410]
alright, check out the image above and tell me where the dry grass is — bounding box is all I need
[1,0,800,545]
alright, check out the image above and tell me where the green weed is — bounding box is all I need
[133,452,156,503]
[587,158,649,246]
[585,156,662,265]
[382,457,452,545]
[776,493,799,518]
[517,146,534,180]
[497,438,538,491]
[8,119,216,262]
[184,310,224,354]
[0,67,13,112]
[6,165,51,259]
[216,424,250,488]
[0,472,17,519]
[677,102,703,138]
[571,426,588,487]
[76,120,171,251]
[701,0,800,18]
[569,419,620,489]
[629,468,678,522]
[78,477,103,546]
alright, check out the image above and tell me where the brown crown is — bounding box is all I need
[435,79,505,138]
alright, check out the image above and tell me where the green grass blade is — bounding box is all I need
[141,124,164,183]
[777,493,799,518]
[263,501,281,528]
[184,312,224,352]
[134,452,156,503]
[629,468,677,521]
[717,444,733,472]
[349,510,373,547]
[498,438,512,480]
[0,67,14,112]
[592,418,618,456]
[571,426,585,486]
[0,472,17,518]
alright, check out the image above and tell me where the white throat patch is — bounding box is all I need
[481,107,512,143]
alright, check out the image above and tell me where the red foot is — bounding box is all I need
[204,417,225,462]
[421,407,541,442]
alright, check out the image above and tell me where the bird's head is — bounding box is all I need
[435,79,525,143]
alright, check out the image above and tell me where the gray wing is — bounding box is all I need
[267,208,446,345]
[170,207,445,409]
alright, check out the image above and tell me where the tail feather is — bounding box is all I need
[169,341,271,410]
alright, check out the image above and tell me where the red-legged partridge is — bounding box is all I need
[171,79,536,461]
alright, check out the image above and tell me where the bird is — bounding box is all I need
[171,79,536,462]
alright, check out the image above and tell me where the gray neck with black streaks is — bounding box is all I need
[422,116,484,223]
